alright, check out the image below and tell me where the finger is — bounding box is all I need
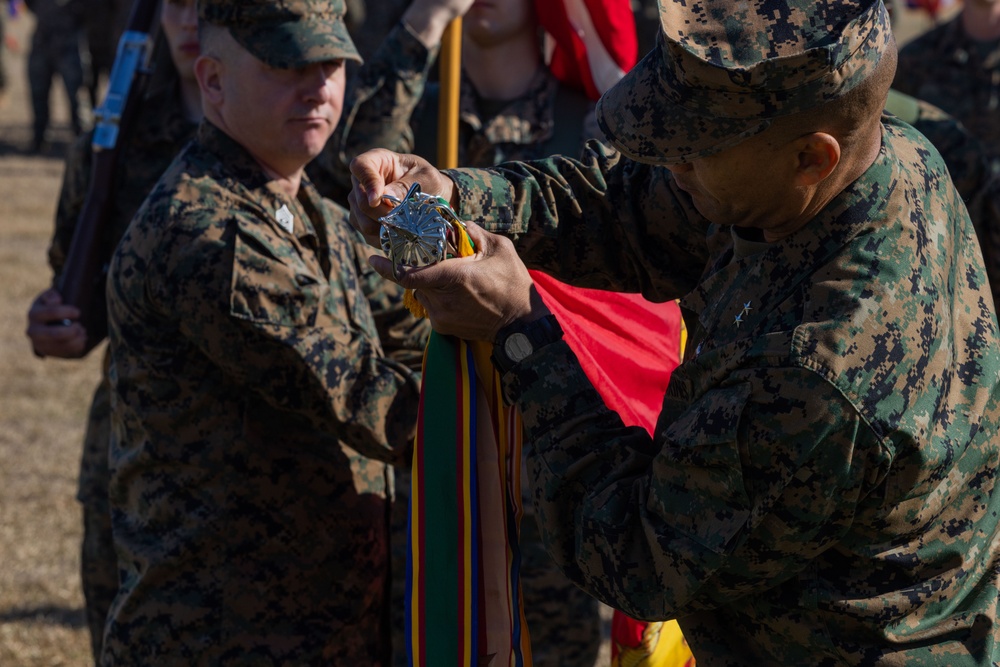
[27,320,85,341]
[349,150,389,208]
[32,331,87,358]
[392,255,468,292]
[28,302,81,324]
[367,254,399,283]
[34,287,64,307]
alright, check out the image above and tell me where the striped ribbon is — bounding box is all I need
[406,228,532,667]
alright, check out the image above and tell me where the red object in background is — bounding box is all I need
[534,0,639,100]
[905,0,956,18]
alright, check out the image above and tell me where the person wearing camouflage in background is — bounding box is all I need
[344,0,408,61]
[892,0,1000,169]
[22,0,89,151]
[884,88,1000,309]
[348,0,1000,663]
[25,1,203,661]
[82,0,129,112]
[325,1,605,664]
[101,0,425,663]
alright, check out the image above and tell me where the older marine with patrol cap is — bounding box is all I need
[103,0,425,664]
[347,0,1000,663]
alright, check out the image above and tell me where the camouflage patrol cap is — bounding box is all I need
[198,0,361,69]
[596,0,892,164]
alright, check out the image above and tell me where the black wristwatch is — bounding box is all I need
[491,314,564,374]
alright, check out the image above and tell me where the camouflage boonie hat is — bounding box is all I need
[597,0,893,164]
[198,0,361,69]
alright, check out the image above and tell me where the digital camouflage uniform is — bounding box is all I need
[23,0,89,147]
[104,120,422,665]
[893,12,1000,169]
[885,88,1000,310]
[437,0,1000,663]
[343,0,408,61]
[327,21,603,667]
[48,66,197,664]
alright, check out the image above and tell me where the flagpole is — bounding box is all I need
[437,18,462,169]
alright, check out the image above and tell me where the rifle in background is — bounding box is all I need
[56,0,160,356]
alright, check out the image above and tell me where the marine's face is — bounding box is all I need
[217,44,346,175]
[161,0,199,81]
[464,0,535,47]
[666,132,802,231]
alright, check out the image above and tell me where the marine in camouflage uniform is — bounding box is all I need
[82,0,128,111]
[103,1,425,663]
[349,0,1000,663]
[885,88,1000,310]
[344,0,409,61]
[45,58,198,663]
[893,2,1000,169]
[23,0,89,149]
[327,13,603,666]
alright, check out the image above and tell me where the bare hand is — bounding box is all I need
[348,148,457,248]
[367,220,550,341]
[25,288,87,358]
[402,0,478,48]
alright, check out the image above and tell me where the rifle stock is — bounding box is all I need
[56,0,160,356]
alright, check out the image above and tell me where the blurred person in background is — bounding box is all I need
[893,0,1000,169]
[24,0,202,660]
[23,0,89,152]
[82,0,129,111]
[344,0,409,61]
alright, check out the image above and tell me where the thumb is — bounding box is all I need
[349,150,390,207]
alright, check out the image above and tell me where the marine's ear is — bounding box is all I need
[194,54,225,107]
[792,132,841,186]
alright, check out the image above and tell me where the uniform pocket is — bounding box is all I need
[650,381,753,555]
[229,227,327,328]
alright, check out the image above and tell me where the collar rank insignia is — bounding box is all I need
[275,204,295,234]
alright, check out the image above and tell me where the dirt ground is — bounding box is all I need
[0,5,942,667]
[0,6,103,667]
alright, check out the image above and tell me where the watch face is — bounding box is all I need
[504,332,534,362]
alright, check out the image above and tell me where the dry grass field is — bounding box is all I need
[0,5,943,667]
[0,11,102,667]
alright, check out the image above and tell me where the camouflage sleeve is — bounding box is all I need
[308,20,437,203]
[446,141,711,302]
[508,341,881,620]
[47,132,94,282]
[144,207,421,466]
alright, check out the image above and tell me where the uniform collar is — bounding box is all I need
[681,119,900,355]
[197,120,276,191]
[195,120,326,244]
